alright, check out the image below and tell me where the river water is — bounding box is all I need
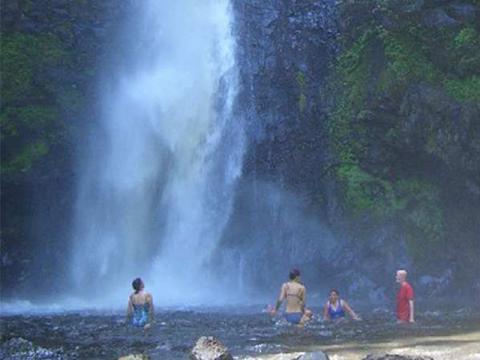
[1,306,479,359]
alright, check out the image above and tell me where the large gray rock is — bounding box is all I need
[299,351,330,360]
[190,336,233,360]
[118,355,150,360]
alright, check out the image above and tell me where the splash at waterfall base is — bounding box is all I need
[1,307,479,359]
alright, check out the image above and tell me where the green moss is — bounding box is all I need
[444,76,480,102]
[296,71,307,113]
[0,33,67,105]
[0,32,69,176]
[1,141,49,174]
[296,71,306,89]
[327,29,376,167]
[377,27,439,93]
[450,26,480,77]
[337,164,390,216]
[454,26,479,47]
[298,93,307,113]
[395,179,445,262]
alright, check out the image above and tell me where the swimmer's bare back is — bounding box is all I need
[279,281,305,313]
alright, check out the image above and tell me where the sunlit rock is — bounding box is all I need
[118,355,150,360]
[190,336,233,360]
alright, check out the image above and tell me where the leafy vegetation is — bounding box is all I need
[0,33,70,175]
[328,0,479,265]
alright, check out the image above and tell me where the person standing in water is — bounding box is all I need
[270,269,312,326]
[126,278,154,329]
[323,289,361,321]
[396,269,415,323]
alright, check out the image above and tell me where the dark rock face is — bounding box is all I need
[220,0,341,293]
[423,8,459,28]
[190,336,233,360]
[399,83,480,175]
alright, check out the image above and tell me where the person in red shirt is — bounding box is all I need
[396,269,415,323]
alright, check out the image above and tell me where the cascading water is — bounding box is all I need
[71,0,244,305]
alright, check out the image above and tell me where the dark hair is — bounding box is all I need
[330,289,339,295]
[289,268,301,280]
[132,278,143,294]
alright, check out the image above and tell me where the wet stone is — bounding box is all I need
[190,336,233,360]
[118,354,150,360]
[0,337,64,360]
[362,355,434,360]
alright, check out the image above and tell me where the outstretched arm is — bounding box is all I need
[271,284,286,315]
[147,293,155,323]
[343,301,361,320]
[323,303,330,321]
[300,287,306,313]
[126,296,133,322]
[409,300,415,323]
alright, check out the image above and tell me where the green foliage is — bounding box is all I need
[1,33,67,105]
[327,30,375,167]
[449,26,480,77]
[296,71,307,113]
[444,76,480,102]
[395,179,445,262]
[337,163,400,216]
[326,3,467,262]
[377,27,439,93]
[0,33,69,176]
[1,141,49,174]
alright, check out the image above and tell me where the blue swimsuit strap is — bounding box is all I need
[329,299,343,312]
[131,294,149,309]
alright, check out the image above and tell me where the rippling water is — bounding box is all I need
[1,306,479,359]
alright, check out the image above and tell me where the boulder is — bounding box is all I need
[190,336,233,360]
[118,355,150,360]
[298,351,330,360]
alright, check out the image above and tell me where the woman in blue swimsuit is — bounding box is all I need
[323,289,360,321]
[126,278,154,329]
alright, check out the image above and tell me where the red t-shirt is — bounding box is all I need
[396,281,414,321]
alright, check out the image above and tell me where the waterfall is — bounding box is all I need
[71,0,244,305]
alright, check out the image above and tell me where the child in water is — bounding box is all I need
[323,289,361,322]
[126,278,154,329]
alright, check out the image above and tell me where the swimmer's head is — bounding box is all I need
[396,269,407,283]
[329,289,339,301]
[132,278,144,293]
[289,268,301,280]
